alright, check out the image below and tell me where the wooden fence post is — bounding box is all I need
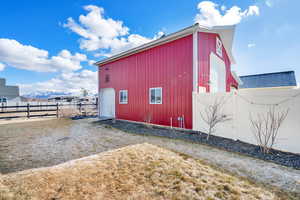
[56,103,59,118]
[96,98,98,110]
[27,103,30,118]
[79,103,82,114]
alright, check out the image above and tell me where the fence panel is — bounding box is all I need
[193,88,300,154]
[0,103,98,120]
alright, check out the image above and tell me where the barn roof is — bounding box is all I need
[95,23,236,66]
[239,71,297,89]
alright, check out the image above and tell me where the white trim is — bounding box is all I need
[119,90,128,104]
[98,92,101,118]
[149,87,162,104]
[231,71,243,85]
[193,30,199,92]
[98,71,101,118]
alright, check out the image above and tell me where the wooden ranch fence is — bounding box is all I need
[0,103,98,120]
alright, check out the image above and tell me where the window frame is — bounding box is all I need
[216,37,223,57]
[119,90,128,104]
[149,87,162,104]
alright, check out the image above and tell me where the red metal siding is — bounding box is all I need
[99,35,193,129]
[198,32,237,92]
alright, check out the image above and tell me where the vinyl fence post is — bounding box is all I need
[27,103,30,118]
[56,103,59,118]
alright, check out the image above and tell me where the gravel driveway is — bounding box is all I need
[0,118,299,195]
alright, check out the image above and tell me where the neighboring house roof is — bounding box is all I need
[239,71,297,89]
[95,23,236,66]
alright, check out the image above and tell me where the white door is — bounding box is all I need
[99,88,115,118]
[210,53,226,93]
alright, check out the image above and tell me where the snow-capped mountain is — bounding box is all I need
[23,91,72,99]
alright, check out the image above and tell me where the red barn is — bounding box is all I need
[96,24,239,129]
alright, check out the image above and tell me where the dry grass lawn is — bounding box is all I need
[0,143,281,200]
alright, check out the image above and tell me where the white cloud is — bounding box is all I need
[0,38,87,72]
[0,62,5,71]
[265,0,273,7]
[194,1,260,27]
[20,70,97,95]
[221,5,226,11]
[93,52,105,58]
[247,6,260,16]
[88,60,96,66]
[247,43,256,48]
[64,5,163,56]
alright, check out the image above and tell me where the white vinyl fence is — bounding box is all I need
[193,88,300,154]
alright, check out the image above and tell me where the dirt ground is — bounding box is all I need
[0,118,299,196]
[1,144,279,200]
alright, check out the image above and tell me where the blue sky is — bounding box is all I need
[0,0,299,95]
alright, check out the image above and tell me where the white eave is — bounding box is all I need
[95,23,236,66]
[210,25,236,64]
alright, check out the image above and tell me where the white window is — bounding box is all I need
[216,37,223,57]
[119,90,128,104]
[149,87,162,104]
[0,97,7,103]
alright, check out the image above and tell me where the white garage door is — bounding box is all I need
[99,88,115,118]
[210,53,226,93]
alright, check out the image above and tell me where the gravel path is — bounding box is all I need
[0,118,299,195]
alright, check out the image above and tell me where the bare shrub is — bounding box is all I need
[250,106,289,154]
[200,97,231,140]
